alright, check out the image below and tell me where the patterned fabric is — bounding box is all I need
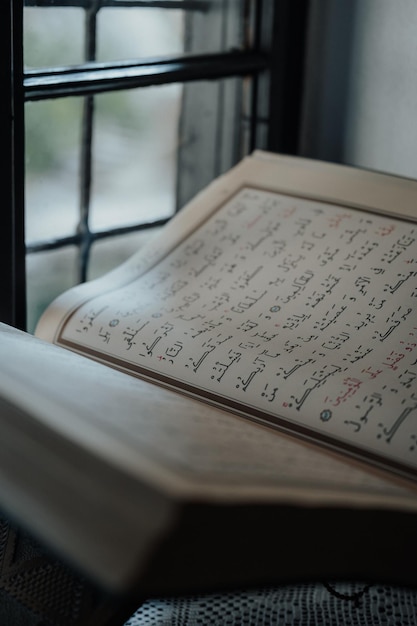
[0,517,130,625]
[1,515,417,625]
[127,584,417,625]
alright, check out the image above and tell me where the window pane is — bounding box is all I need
[24,7,84,68]
[177,76,244,207]
[26,247,78,334]
[97,8,184,62]
[25,98,82,241]
[88,229,160,281]
[90,83,182,231]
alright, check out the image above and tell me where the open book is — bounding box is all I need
[1,151,417,596]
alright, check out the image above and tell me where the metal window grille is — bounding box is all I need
[1,0,310,331]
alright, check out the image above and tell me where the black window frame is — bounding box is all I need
[1,0,310,331]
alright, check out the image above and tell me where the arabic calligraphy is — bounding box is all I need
[61,187,417,471]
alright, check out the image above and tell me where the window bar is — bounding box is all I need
[77,0,99,283]
[26,218,170,254]
[267,0,310,154]
[248,0,262,153]
[24,52,267,101]
[1,0,26,329]
[25,1,208,9]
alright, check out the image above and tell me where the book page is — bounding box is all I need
[0,323,416,508]
[56,186,417,482]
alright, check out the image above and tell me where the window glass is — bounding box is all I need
[24,8,84,68]
[90,83,182,231]
[176,76,244,207]
[97,9,184,62]
[25,98,82,241]
[26,247,78,333]
[88,230,160,281]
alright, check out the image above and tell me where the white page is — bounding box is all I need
[55,186,417,481]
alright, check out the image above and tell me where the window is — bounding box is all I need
[2,0,310,332]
